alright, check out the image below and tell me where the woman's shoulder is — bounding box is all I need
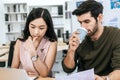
[15,39,22,48]
[44,36,57,42]
[16,39,22,44]
[45,37,57,44]
[42,37,57,47]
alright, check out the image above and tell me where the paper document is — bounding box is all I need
[55,68,94,80]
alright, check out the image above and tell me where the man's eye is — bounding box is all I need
[85,21,90,23]
[86,22,89,23]
[78,21,82,24]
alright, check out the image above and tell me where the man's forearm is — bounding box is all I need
[63,49,76,69]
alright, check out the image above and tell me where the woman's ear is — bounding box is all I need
[97,13,103,22]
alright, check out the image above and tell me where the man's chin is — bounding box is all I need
[87,33,92,36]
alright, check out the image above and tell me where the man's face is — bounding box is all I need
[77,12,98,37]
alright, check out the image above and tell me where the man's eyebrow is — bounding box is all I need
[78,19,90,23]
[84,19,90,22]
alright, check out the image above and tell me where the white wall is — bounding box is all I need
[0,0,70,45]
[0,0,7,45]
[102,0,120,27]
[1,0,120,44]
[3,0,66,5]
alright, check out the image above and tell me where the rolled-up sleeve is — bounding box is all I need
[62,51,79,73]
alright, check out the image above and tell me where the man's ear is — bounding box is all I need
[97,13,103,22]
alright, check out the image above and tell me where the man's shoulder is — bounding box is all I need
[105,26,120,40]
[105,26,119,29]
[105,26,120,33]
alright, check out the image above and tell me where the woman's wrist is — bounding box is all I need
[31,51,37,57]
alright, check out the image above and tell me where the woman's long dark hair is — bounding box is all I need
[19,8,57,42]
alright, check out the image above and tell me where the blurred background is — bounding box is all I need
[0,0,120,77]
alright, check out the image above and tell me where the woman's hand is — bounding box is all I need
[32,36,40,50]
[95,74,105,80]
[23,36,36,53]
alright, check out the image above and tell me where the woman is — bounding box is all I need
[11,8,57,77]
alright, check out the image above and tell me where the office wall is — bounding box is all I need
[0,0,120,44]
[103,0,120,28]
[0,0,68,45]
[0,0,7,45]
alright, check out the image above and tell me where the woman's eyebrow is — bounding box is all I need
[30,24,35,26]
[30,23,45,28]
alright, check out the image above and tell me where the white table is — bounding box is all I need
[0,46,9,67]
[57,45,68,51]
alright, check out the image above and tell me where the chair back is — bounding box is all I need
[7,41,16,67]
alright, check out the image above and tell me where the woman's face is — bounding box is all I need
[29,18,47,40]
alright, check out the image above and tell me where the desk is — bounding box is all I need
[0,46,9,56]
[0,54,8,62]
[0,45,9,49]
[0,49,9,57]
[57,45,68,51]
[29,76,55,80]
[37,77,55,80]
[0,46,9,67]
[0,68,56,80]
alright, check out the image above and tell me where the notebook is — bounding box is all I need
[0,68,30,80]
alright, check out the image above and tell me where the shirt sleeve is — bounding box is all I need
[111,31,120,70]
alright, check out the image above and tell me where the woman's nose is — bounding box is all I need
[35,29,39,35]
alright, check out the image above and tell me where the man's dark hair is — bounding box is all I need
[72,0,103,21]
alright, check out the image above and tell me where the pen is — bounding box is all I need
[33,76,39,80]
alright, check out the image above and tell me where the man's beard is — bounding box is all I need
[88,22,98,37]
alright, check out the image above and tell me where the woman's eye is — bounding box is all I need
[31,26,35,28]
[39,28,44,30]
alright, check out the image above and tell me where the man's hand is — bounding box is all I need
[69,31,80,52]
[63,31,80,69]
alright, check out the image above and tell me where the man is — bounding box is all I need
[62,0,120,80]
